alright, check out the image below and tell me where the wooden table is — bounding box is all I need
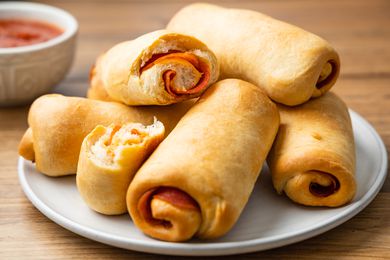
[1,0,389,258]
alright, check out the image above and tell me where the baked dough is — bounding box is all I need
[18,94,194,176]
[267,92,356,207]
[88,56,114,102]
[92,30,219,105]
[77,121,164,215]
[127,79,279,241]
[167,3,340,106]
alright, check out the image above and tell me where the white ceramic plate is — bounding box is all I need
[18,110,388,256]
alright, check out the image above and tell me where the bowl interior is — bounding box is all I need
[0,2,78,53]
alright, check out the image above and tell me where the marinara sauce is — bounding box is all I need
[0,19,63,48]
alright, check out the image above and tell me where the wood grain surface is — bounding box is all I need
[1,0,389,259]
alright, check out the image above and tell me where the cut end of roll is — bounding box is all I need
[76,120,165,215]
[135,187,202,242]
[88,120,165,168]
[315,60,338,91]
[140,51,211,98]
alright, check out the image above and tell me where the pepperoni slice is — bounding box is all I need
[140,52,211,97]
[137,187,199,226]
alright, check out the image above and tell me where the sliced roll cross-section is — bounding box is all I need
[127,79,279,242]
[267,92,356,207]
[77,121,164,215]
[92,30,219,105]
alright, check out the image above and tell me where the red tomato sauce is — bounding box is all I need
[0,19,63,48]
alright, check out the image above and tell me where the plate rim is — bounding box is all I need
[18,110,388,256]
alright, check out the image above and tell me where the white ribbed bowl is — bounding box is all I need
[0,2,78,106]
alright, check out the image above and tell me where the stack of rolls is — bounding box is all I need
[18,2,356,243]
[166,2,355,210]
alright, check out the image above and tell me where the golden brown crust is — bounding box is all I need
[19,94,194,176]
[87,82,114,102]
[87,57,115,102]
[18,128,35,162]
[267,92,356,207]
[127,79,280,241]
[167,3,340,106]
[92,30,219,105]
